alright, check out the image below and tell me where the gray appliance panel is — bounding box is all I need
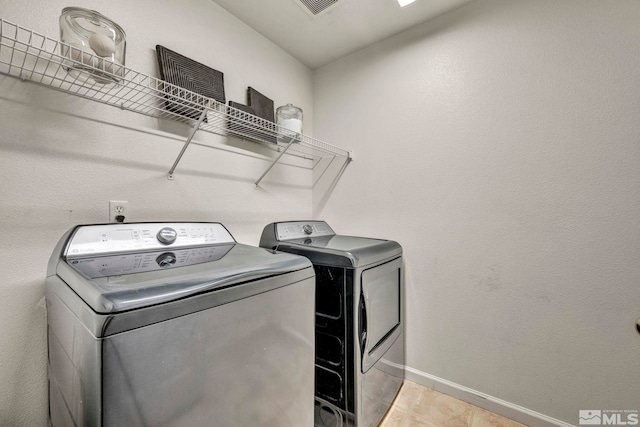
[50,242,311,314]
[360,257,402,373]
[260,222,401,268]
[259,221,405,427]
[316,262,404,427]
[64,222,235,258]
[287,235,388,251]
[46,265,314,338]
[102,278,314,427]
[68,244,234,278]
[47,222,316,427]
[356,258,405,427]
[48,273,315,427]
[359,331,404,427]
[274,220,335,240]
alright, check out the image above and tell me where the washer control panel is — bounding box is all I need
[67,244,234,278]
[275,221,335,241]
[65,222,235,258]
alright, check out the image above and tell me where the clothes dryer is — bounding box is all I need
[260,221,404,427]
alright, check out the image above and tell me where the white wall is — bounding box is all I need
[0,0,315,425]
[4,0,640,425]
[314,0,640,425]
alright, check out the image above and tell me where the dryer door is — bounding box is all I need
[359,257,402,373]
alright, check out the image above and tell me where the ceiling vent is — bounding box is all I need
[295,0,340,17]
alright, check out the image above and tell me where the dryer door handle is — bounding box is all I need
[358,293,367,355]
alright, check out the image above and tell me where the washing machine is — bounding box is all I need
[260,221,404,427]
[45,222,315,427]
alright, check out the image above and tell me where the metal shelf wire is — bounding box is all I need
[0,18,352,184]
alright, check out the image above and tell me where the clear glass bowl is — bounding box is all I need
[276,104,303,142]
[59,7,126,84]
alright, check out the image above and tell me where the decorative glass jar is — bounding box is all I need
[276,104,303,143]
[59,7,126,84]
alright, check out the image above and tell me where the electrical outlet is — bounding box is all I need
[109,200,128,223]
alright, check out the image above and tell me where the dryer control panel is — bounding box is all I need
[275,221,335,240]
[65,222,235,258]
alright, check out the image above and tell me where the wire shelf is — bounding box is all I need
[0,18,351,178]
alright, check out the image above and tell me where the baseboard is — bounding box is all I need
[403,366,575,427]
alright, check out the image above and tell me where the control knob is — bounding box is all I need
[303,224,313,235]
[156,252,177,268]
[157,227,177,245]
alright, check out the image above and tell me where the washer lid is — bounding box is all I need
[50,223,312,314]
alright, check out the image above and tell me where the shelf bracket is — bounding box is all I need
[254,136,297,188]
[167,103,210,180]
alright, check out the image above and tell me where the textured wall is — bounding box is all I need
[314,0,640,424]
[0,0,314,425]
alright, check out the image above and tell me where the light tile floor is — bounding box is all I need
[379,381,528,427]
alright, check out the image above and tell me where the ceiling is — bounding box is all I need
[212,0,475,69]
